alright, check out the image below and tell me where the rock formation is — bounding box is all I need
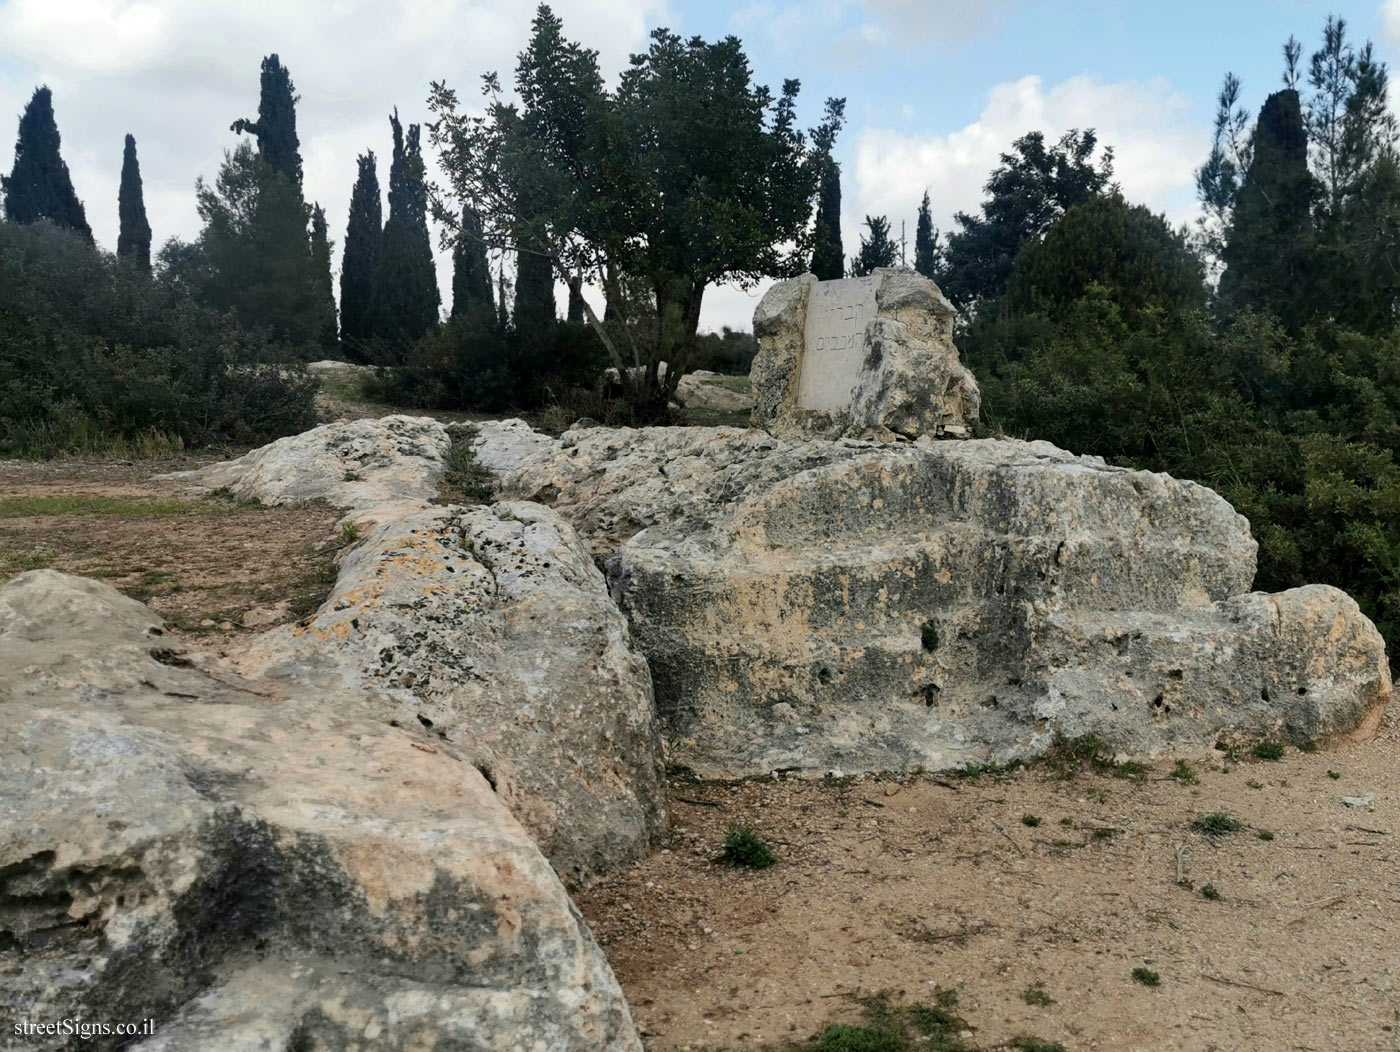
[750,268,980,440]
[0,570,642,1051]
[169,418,668,885]
[473,420,1391,778]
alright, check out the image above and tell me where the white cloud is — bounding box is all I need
[0,0,667,319]
[695,72,1208,335]
[1382,0,1400,50]
[853,73,1205,254]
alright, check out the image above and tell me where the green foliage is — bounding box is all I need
[810,148,845,280]
[940,129,1113,310]
[914,191,941,279]
[117,134,152,271]
[367,112,440,353]
[1201,883,1221,900]
[1252,740,1285,760]
[1170,760,1199,785]
[851,215,897,276]
[1258,830,1275,840]
[340,151,383,352]
[1021,985,1055,1007]
[0,219,316,456]
[1021,814,1041,827]
[719,825,776,869]
[451,206,493,320]
[193,142,323,354]
[3,86,91,241]
[1218,90,1314,328]
[230,55,304,185]
[1130,967,1161,987]
[309,204,338,352]
[1191,813,1243,837]
[437,430,496,505]
[429,4,844,411]
[782,997,977,1052]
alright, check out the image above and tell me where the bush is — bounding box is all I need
[0,220,316,456]
[719,825,776,869]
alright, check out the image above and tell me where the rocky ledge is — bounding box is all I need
[474,420,1391,778]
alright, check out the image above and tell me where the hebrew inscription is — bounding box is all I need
[796,275,878,411]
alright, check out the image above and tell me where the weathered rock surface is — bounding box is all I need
[163,416,667,883]
[674,370,754,413]
[473,420,1391,777]
[0,570,642,1051]
[750,269,980,440]
[236,501,668,886]
[165,414,451,517]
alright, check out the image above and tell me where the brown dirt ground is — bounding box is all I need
[0,456,344,643]
[577,719,1400,1052]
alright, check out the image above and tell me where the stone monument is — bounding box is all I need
[749,267,980,440]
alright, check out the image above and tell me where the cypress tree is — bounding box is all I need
[230,55,303,186]
[340,151,382,345]
[1219,89,1315,329]
[367,110,440,349]
[117,133,152,270]
[3,86,92,240]
[310,203,338,351]
[810,154,844,280]
[512,241,556,380]
[914,191,940,280]
[451,206,492,318]
[566,271,585,323]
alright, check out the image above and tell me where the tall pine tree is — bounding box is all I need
[230,55,303,185]
[367,110,440,350]
[914,191,941,280]
[3,86,92,240]
[310,203,338,352]
[1218,89,1315,329]
[117,133,152,270]
[340,152,382,348]
[451,206,493,319]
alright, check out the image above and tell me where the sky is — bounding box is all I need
[0,0,1395,333]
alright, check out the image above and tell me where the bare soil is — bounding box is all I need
[577,723,1400,1052]
[0,456,343,642]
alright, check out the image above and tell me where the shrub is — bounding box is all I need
[0,220,316,456]
[719,825,776,869]
[1191,813,1243,837]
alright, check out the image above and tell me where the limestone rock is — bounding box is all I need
[674,370,755,413]
[749,268,980,440]
[164,415,451,517]
[236,501,668,885]
[0,570,642,1052]
[472,421,1391,777]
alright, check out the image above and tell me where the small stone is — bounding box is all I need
[1342,794,1375,808]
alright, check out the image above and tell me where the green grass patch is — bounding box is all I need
[1021,814,1042,827]
[719,825,776,869]
[1191,812,1243,837]
[1257,830,1275,841]
[1131,967,1161,987]
[1200,883,1221,900]
[1252,740,1285,761]
[0,496,225,518]
[437,427,495,505]
[1169,759,1199,784]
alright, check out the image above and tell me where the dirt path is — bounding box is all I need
[0,456,343,641]
[578,720,1400,1052]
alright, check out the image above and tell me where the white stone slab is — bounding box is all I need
[796,275,878,411]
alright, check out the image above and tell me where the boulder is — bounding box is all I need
[236,502,668,886]
[750,268,980,440]
[164,415,452,518]
[0,570,642,1052]
[473,421,1391,778]
[674,371,755,413]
